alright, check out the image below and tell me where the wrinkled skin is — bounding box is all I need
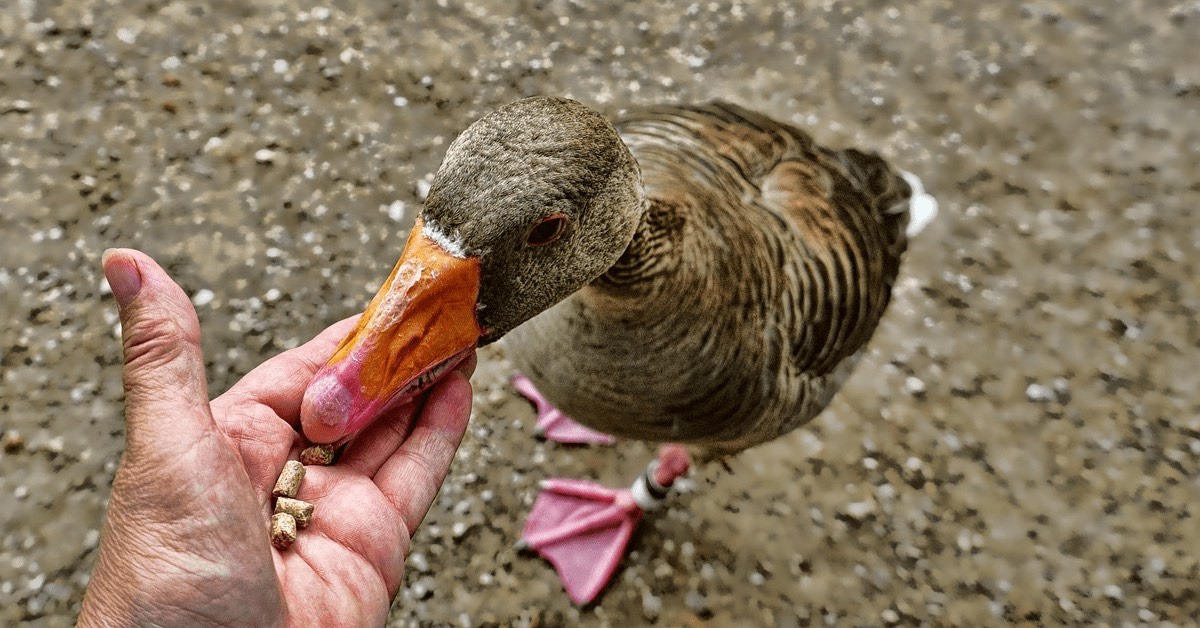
[79,249,475,627]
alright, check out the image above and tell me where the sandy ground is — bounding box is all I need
[2,0,1198,625]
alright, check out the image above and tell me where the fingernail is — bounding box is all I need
[102,249,142,309]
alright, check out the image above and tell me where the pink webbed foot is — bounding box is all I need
[519,445,692,604]
[518,478,643,604]
[512,373,615,445]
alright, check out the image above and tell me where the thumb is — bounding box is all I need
[103,248,215,456]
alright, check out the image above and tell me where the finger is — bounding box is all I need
[337,402,419,478]
[338,351,478,477]
[103,248,214,457]
[216,315,360,425]
[372,371,473,536]
[454,351,478,380]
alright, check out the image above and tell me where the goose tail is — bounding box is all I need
[835,148,937,241]
[895,170,938,238]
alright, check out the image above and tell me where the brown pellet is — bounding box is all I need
[270,512,297,550]
[272,460,305,498]
[274,497,315,528]
[299,444,337,466]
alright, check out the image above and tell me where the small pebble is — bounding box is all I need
[642,591,662,620]
[684,590,709,613]
[2,430,24,453]
[192,289,215,307]
[411,576,435,600]
[1025,382,1054,402]
[409,552,430,573]
[386,200,406,221]
[843,499,876,520]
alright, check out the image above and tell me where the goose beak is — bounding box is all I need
[300,218,482,445]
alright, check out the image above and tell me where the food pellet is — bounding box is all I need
[299,444,336,466]
[272,460,305,498]
[271,512,298,550]
[274,497,315,528]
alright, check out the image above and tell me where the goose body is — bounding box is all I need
[299,97,934,602]
[506,102,918,459]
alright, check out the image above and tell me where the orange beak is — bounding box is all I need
[300,218,482,444]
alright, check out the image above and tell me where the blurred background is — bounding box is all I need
[1,0,1197,625]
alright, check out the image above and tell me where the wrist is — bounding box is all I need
[79,519,284,627]
[80,553,285,628]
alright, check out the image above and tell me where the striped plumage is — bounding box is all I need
[504,101,919,460]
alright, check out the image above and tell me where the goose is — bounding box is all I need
[298,96,936,603]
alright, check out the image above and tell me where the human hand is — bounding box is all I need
[79,249,476,627]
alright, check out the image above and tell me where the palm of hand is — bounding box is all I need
[88,316,474,626]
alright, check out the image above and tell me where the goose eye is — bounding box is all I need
[525,214,568,247]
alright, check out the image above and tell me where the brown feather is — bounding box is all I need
[506,101,917,461]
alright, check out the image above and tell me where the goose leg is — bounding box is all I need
[519,444,691,604]
[512,373,616,445]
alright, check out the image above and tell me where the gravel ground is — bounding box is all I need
[2,0,1198,625]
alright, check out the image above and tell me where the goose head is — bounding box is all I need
[300,97,644,444]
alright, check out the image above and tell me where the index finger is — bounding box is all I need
[372,371,473,536]
[218,314,360,424]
